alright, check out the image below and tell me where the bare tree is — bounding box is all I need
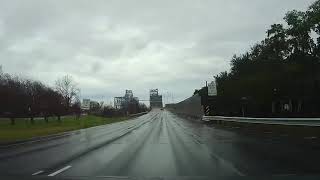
[55,75,79,112]
[0,67,66,125]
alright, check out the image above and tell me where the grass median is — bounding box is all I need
[0,115,129,143]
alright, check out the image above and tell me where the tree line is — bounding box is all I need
[102,103,149,117]
[0,67,80,124]
[85,97,149,117]
[197,0,320,117]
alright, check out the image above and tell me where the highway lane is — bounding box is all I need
[0,109,320,178]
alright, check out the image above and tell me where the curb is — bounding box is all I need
[129,111,149,118]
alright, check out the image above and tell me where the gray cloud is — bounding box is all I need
[0,0,315,104]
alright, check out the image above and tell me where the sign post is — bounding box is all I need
[204,81,217,116]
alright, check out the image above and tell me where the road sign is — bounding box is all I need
[208,81,217,96]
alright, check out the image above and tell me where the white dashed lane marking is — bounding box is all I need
[48,165,72,176]
[32,170,44,176]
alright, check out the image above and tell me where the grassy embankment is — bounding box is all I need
[0,115,128,143]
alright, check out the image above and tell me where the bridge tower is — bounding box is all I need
[149,89,163,108]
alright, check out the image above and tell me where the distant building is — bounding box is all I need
[81,99,101,111]
[90,101,100,111]
[150,89,163,108]
[114,97,125,109]
[114,90,139,110]
[125,90,133,100]
[81,99,90,111]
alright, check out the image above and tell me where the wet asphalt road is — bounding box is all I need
[0,109,320,178]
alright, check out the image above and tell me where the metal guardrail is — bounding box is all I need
[202,116,320,127]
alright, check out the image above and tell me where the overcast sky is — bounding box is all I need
[0,0,315,105]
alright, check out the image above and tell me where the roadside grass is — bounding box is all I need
[0,115,129,143]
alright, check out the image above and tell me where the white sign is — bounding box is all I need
[208,81,217,96]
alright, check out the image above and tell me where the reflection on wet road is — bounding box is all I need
[0,110,319,178]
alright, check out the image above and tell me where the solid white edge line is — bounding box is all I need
[32,170,44,176]
[48,165,72,177]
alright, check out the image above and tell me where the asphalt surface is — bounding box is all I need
[0,109,320,179]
